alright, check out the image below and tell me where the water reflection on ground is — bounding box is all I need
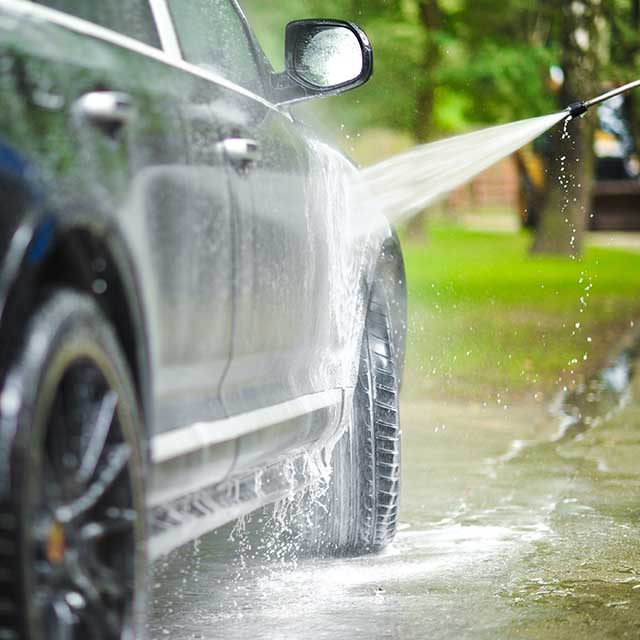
[150,361,640,639]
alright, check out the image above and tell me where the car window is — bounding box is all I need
[168,0,263,95]
[32,1,161,48]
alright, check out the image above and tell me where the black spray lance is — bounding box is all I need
[566,79,640,118]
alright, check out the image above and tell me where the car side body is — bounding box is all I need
[0,0,406,568]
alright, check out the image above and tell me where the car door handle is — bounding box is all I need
[73,91,134,127]
[217,137,260,166]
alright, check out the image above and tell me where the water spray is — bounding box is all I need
[357,79,640,227]
[566,79,640,118]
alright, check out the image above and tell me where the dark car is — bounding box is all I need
[0,0,406,638]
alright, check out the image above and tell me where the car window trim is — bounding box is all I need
[165,0,268,100]
[0,0,283,115]
[148,0,181,58]
[227,0,277,100]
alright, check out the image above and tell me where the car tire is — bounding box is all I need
[0,289,147,639]
[301,277,401,555]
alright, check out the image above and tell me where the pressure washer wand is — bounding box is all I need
[566,79,640,118]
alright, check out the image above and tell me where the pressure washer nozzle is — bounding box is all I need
[566,101,588,118]
[563,80,640,119]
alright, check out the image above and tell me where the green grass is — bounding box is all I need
[403,225,640,402]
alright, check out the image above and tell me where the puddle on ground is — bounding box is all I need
[150,345,640,639]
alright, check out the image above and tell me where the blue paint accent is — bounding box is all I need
[0,138,44,202]
[0,142,27,178]
[27,215,56,265]
[0,139,29,179]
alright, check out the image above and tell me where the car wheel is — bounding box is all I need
[0,289,147,639]
[302,277,401,555]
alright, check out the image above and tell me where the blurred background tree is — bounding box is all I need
[242,0,557,140]
[531,0,605,257]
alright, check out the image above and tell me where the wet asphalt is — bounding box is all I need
[150,359,640,639]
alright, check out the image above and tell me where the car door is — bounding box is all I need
[167,0,341,471]
[169,0,331,409]
[221,102,329,414]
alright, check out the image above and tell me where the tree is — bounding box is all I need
[406,0,445,240]
[531,0,605,257]
[414,0,444,143]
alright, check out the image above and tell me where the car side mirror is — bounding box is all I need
[272,19,373,105]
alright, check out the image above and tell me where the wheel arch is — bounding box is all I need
[0,213,152,435]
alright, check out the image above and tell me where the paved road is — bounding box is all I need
[150,362,640,639]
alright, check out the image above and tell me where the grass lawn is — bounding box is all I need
[402,225,640,403]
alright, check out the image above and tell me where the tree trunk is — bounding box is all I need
[530,112,596,255]
[531,0,603,257]
[414,0,442,143]
[514,150,544,228]
[406,0,442,242]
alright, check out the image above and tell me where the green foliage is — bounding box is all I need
[439,43,556,123]
[240,0,638,149]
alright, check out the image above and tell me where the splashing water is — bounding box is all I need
[356,112,568,225]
